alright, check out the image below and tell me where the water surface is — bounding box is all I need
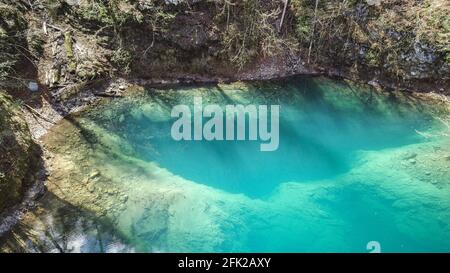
[12,77,450,252]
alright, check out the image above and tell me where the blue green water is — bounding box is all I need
[116,93,427,198]
[41,77,450,252]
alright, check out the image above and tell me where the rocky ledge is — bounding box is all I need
[0,92,45,230]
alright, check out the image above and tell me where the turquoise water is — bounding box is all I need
[112,93,427,198]
[43,77,450,252]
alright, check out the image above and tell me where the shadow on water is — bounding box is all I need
[57,76,439,198]
[215,85,235,104]
[0,192,131,253]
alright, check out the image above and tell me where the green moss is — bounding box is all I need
[44,0,67,19]
[0,4,28,81]
[0,91,40,213]
[77,0,115,26]
[295,16,312,44]
[445,52,450,65]
[64,31,77,73]
[28,33,45,57]
[365,50,379,66]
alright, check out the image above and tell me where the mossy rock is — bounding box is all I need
[0,92,41,213]
[64,31,77,73]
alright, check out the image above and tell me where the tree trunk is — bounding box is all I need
[279,0,289,32]
[308,0,320,64]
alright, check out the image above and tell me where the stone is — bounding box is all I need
[366,0,382,7]
[28,81,39,92]
[120,194,128,203]
[89,170,100,179]
[402,152,417,160]
[87,184,95,193]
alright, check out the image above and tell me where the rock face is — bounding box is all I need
[1,0,446,99]
[0,92,40,213]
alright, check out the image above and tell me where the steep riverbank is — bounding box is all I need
[0,92,45,235]
[1,1,449,97]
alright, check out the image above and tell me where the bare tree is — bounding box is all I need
[279,0,289,32]
[308,0,320,64]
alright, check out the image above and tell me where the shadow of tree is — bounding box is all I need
[0,191,130,253]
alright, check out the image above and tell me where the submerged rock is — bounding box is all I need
[89,170,100,179]
[402,152,418,160]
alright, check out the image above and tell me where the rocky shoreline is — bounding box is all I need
[21,72,450,139]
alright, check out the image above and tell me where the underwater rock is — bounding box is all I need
[89,170,100,179]
[402,152,417,160]
[119,195,128,203]
[87,184,95,193]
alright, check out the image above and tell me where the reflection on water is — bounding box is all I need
[2,77,450,252]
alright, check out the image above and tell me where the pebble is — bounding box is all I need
[87,184,95,193]
[409,159,416,164]
[120,195,128,203]
[89,170,100,179]
[402,152,417,160]
[28,81,39,92]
